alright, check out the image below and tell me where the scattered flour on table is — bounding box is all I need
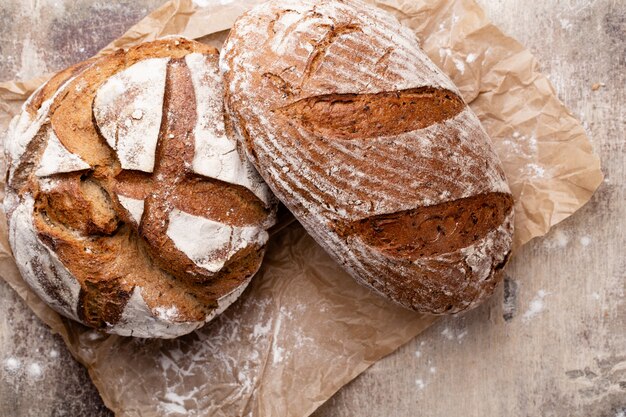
[27,362,43,378]
[466,53,478,63]
[523,290,550,321]
[3,357,21,373]
[441,327,454,340]
[526,163,546,179]
[415,378,427,389]
[579,236,592,246]
[271,308,289,364]
[543,229,570,249]
[559,18,573,31]
[252,320,272,338]
[429,367,436,374]
[441,325,468,343]
[17,36,47,80]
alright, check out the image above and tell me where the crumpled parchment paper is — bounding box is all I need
[0,0,603,416]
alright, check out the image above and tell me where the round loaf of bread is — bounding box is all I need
[221,0,514,314]
[4,37,276,338]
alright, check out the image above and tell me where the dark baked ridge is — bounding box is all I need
[278,87,465,140]
[12,38,273,329]
[337,192,514,259]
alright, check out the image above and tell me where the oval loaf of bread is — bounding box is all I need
[4,37,276,338]
[221,0,514,313]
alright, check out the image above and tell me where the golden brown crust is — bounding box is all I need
[6,37,276,337]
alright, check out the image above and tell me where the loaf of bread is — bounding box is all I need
[221,0,514,314]
[4,37,276,338]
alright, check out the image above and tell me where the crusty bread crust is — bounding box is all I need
[4,37,276,338]
[221,0,514,314]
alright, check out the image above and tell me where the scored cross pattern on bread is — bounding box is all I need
[222,0,514,314]
[4,38,276,338]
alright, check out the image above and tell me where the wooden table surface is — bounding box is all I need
[0,1,624,416]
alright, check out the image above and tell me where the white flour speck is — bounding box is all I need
[415,350,422,358]
[453,58,465,74]
[192,0,212,7]
[523,290,549,321]
[4,357,21,373]
[273,347,284,364]
[466,53,478,63]
[27,363,43,378]
[162,403,187,414]
[253,320,272,338]
[49,350,59,358]
[526,163,545,178]
[544,229,569,249]
[457,330,468,341]
[429,367,436,374]
[131,109,144,120]
[559,18,573,31]
[441,327,454,340]
[590,292,601,300]
[438,48,452,59]
[85,330,105,341]
[579,236,592,246]
[416,378,426,389]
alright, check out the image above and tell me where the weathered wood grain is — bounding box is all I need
[0,0,624,416]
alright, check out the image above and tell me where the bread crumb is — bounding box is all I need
[591,83,605,91]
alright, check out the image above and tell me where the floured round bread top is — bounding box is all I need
[221,0,514,314]
[4,37,276,338]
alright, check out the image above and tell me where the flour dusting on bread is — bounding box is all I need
[93,58,168,173]
[184,53,272,205]
[8,194,81,321]
[222,0,514,313]
[35,128,90,177]
[166,208,269,273]
[117,194,145,225]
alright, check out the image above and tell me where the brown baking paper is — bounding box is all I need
[0,0,603,415]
